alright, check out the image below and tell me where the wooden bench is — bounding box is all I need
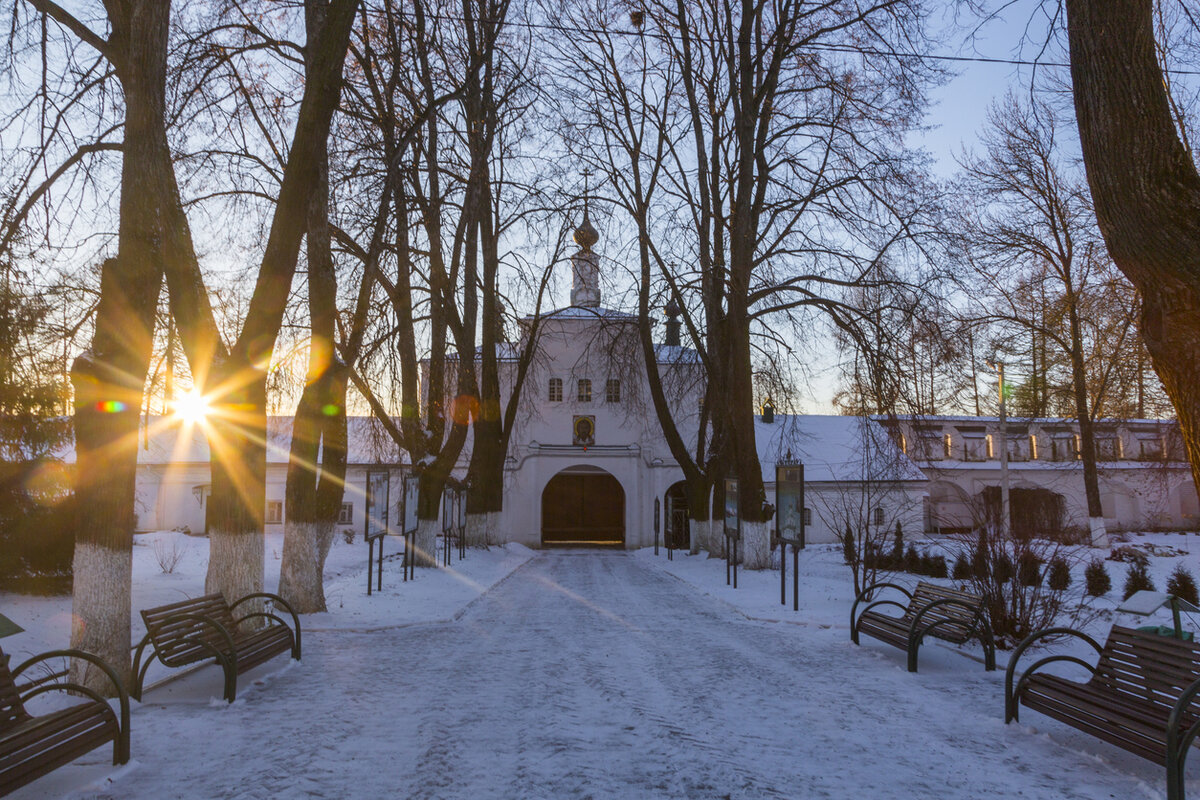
[1006,625,1200,800]
[132,592,301,703]
[1,648,130,797]
[850,581,996,672]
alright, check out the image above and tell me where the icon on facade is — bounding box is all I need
[573,415,595,447]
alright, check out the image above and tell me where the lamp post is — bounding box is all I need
[987,360,1011,540]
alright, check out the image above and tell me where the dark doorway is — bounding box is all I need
[665,481,689,549]
[541,467,625,547]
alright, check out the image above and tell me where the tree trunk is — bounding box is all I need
[1066,0,1200,498]
[68,0,171,694]
[1066,297,1107,546]
[204,363,268,607]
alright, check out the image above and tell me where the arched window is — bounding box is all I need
[549,378,563,402]
[577,379,592,402]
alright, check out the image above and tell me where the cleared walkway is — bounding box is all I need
[28,552,1163,799]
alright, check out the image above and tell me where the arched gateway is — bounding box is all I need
[541,465,625,547]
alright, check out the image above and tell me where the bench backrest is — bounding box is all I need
[0,654,31,731]
[141,594,239,667]
[1092,626,1200,715]
[904,582,984,641]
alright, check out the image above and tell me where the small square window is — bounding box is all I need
[549,378,562,402]
[606,379,621,403]
[338,502,354,525]
[577,379,592,402]
[266,500,283,524]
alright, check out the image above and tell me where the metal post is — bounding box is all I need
[367,539,374,596]
[377,537,383,591]
[654,496,660,556]
[793,545,799,611]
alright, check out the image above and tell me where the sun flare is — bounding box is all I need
[173,390,212,425]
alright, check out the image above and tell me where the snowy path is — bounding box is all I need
[30,551,1168,799]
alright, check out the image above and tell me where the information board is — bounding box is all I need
[403,473,420,535]
[775,463,805,546]
[364,469,390,541]
[723,476,739,539]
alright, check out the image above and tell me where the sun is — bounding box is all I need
[172,390,212,425]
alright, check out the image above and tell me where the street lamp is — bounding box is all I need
[986,359,1011,540]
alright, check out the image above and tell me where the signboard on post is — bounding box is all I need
[364,469,390,595]
[403,474,419,535]
[775,459,805,610]
[401,473,420,581]
[775,463,805,547]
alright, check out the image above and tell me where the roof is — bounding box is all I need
[756,414,926,484]
[525,305,641,322]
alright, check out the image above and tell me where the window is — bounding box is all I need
[338,502,354,525]
[549,378,563,402]
[873,507,884,525]
[1052,434,1080,462]
[1139,436,1165,460]
[265,500,283,524]
[1095,435,1122,460]
[605,379,621,403]
[802,507,812,526]
[577,379,592,402]
[961,433,987,462]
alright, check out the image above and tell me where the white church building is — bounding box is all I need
[127,216,1200,551]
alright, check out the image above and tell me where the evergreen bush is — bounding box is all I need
[1122,561,1156,601]
[1084,558,1112,597]
[1018,552,1043,587]
[905,544,921,574]
[928,554,949,579]
[842,526,855,565]
[952,554,971,580]
[892,522,903,562]
[1167,564,1200,607]
[992,552,1014,584]
[1047,557,1072,592]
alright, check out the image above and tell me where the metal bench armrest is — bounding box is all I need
[1005,627,1102,723]
[12,649,131,763]
[231,592,302,657]
[850,582,913,630]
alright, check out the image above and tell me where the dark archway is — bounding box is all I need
[664,481,689,549]
[541,466,625,547]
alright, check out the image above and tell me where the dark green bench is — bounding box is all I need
[851,581,996,672]
[132,592,301,703]
[1,648,129,797]
[1007,625,1200,800]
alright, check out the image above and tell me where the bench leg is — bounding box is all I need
[907,636,921,673]
[130,635,156,702]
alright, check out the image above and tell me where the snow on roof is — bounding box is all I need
[528,305,640,322]
[653,344,701,364]
[127,416,405,466]
[756,414,926,484]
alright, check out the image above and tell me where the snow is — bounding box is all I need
[6,531,1200,798]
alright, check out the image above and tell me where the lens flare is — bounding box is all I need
[173,390,212,425]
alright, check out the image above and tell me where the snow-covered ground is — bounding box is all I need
[4,530,1200,798]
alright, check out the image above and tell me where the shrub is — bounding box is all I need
[1047,557,1072,591]
[892,522,903,563]
[905,544,921,574]
[1018,552,1043,587]
[1122,562,1156,601]
[1167,564,1200,607]
[972,530,989,580]
[952,554,971,581]
[928,554,949,579]
[992,552,1014,584]
[153,537,188,574]
[842,526,855,565]
[1084,558,1112,597]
